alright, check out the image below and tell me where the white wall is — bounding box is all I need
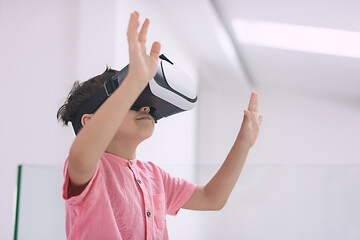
[0,1,79,239]
[250,89,360,165]
[0,0,199,239]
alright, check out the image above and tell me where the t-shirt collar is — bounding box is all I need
[103,152,137,166]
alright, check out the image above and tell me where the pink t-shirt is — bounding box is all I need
[62,152,196,240]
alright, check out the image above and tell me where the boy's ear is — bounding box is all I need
[81,114,93,127]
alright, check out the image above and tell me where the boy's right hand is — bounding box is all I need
[127,11,161,86]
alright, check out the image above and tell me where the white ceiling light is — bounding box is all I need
[232,19,360,58]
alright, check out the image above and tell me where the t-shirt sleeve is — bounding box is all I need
[62,156,102,206]
[156,165,197,216]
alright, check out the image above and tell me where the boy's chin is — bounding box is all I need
[139,128,154,140]
[116,128,154,142]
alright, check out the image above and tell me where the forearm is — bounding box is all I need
[204,136,250,209]
[69,77,146,172]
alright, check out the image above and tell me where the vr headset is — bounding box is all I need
[71,54,197,134]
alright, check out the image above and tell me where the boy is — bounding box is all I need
[57,11,263,239]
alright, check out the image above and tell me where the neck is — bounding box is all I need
[105,137,140,160]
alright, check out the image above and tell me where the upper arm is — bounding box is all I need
[67,154,98,196]
[63,154,102,201]
[181,185,222,211]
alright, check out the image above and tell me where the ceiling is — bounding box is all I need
[161,0,360,103]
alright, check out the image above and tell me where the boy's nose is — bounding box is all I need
[140,106,150,113]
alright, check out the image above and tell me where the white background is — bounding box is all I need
[1,0,359,239]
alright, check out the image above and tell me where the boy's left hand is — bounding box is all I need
[237,91,263,149]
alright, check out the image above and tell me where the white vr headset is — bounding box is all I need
[71,54,198,134]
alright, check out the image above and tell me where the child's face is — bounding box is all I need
[114,107,155,142]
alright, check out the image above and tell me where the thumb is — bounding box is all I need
[243,109,251,120]
[150,41,161,61]
[242,109,251,125]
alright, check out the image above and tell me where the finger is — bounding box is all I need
[150,41,161,61]
[242,109,251,123]
[127,12,140,43]
[139,18,150,44]
[258,114,263,126]
[247,91,258,113]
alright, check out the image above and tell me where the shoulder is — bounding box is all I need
[136,160,166,179]
[137,160,160,172]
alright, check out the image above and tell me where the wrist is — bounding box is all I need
[234,139,252,152]
[123,75,149,90]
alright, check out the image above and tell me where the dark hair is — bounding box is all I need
[57,67,118,127]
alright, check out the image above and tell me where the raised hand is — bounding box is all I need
[237,92,263,149]
[182,91,263,211]
[126,11,161,85]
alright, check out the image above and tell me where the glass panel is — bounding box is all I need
[196,164,360,240]
[14,164,65,240]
